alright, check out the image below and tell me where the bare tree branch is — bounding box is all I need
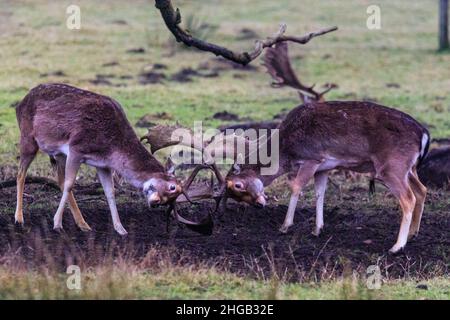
[155,0,338,65]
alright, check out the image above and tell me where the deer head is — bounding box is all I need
[225,163,267,208]
[143,157,182,206]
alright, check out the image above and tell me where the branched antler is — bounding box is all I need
[263,42,337,103]
[141,123,269,213]
[155,0,337,66]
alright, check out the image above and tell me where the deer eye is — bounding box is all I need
[234,182,243,190]
[169,184,177,192]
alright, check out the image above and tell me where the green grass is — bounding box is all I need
[1,0,450,173]
[0,0,449,299]
[0,262,448,300]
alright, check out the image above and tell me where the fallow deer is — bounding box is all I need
[154,4,431,252]
[15,83,211,235]
[225,99,430,254]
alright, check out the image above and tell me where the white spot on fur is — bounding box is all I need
[59,143,70,156]
[143,178,157,193]
[420,132,429,158]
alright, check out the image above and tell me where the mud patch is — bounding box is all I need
[40,70,66,78]
[386,83,401,88]
[198,57,259,73]
[110,19,128,25]
[237,28,259,40]
[152,63,167,70]
[138,71,166,85]
[0,183,447,281]
[135,112,173,128]
[126,47,146,54]
[170,67,219,83]
[102,61,120,67]
[88,74,114,86]
[212,111,240,121]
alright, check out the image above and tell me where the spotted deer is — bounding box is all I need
[15,83,209,235]
[225,98,430,253]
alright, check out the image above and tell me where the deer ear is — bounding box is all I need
[231,163,241,175]
[165,157,176,175]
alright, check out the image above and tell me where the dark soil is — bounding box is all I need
[40,70,67,78]
[212,111,240,121]
[0,182,448,281]
[138,71,166,85]
[386,83,401,88]
[170,67,219,83]
[126,47,146,54]
[135,112,173,128]
[237,28,259,40]
[198,57,259,73]
[102,61,120,67]
[110,19,128,25]
[88,74,121,86]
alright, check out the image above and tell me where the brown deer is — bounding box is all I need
[225,100,430,254]
[155,2,432,252]
[264,42,377,188]
[15,83,210,235]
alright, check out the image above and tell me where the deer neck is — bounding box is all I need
[110,146,165,189]
[240,131,288,186]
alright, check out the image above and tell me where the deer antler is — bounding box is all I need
[141,124,268,213]
[154,0,337,66]
[262,42,337,102]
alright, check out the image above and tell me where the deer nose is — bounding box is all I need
[255,195,266,208]
[148,193,162,206]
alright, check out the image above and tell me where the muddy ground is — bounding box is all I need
[0,181,448,281]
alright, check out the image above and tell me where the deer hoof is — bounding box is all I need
[279,225,291,234]
[53,225,64,232]
[78,223,92,232]
[311,227,322,237]
[407,231,419,241]
[388,244,405,255]
[114,224,128,236]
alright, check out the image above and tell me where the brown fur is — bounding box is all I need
[16,83,165,182]
[226,101,430,253]
[15,83,180,234]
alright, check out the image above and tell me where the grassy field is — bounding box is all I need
[0,0,449,299]
[1,262,449,299]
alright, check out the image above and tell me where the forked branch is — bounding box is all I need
[154,0,337,65]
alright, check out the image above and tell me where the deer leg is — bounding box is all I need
[15,138,38,225]
[96,168,128,236]
[312,171,329,236]
[54,156,91,232]
[279,161,320,233]
[380,173,416,253]
[407,168,427,239]
[53,154,81,231]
